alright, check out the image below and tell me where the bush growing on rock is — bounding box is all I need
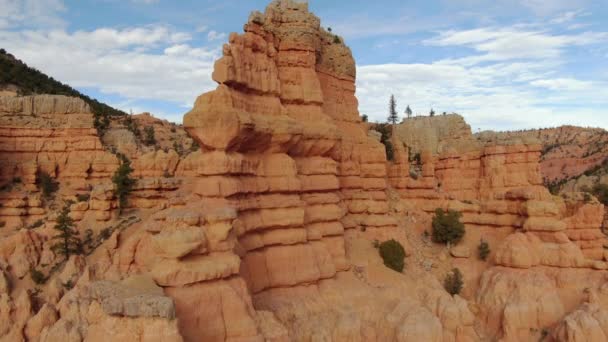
[112,156,136,214]
[432,208,465,245]
[379,239,405,272]
[478,240,490,261]
[144,126,156,146]
[444,268,463,296]
[592,184,608,206]
[36,170,58,199]
[30,268,47,285]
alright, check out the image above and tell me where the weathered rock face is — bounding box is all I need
[1,1,608,342]
[177,0,476,340]
[477,126,608,184]
[0,95,119,188]
[395,114,608,341]
[395,114,479,156]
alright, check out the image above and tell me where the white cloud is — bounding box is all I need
[426,27,608,65]
[520,0,589,16]
[356,62,608,130]
[207,30,227,41]
[356,23,608,130]
[0,0,66,28]
[0,26,221,118]
[530,78,593,90]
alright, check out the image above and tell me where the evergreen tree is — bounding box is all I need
[388,95,398,124]
[143,126,156,146]
[405,105,412,118]
[112,156,136,215]
[51,202,82,260]
[430,108,436,117]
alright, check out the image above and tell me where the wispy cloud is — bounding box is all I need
[0,25,221,115]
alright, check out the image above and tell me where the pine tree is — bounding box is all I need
[51,203,82,260]
[430,108,436,117]
[143,126,156,146]
[388,95,398,124]
[405,105,412,118]
[112,156,136,215]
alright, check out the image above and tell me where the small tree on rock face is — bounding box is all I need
[478,239,490,261]
[143,126,156,146]
[112,156,136,215]
[379,239,406,272]
[388,95,398,125]
[432,208,465,245]
[37,170,59,199]
[51,202,82,260]
[444,268,464,296]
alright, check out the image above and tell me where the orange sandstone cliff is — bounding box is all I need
[0,1,607,342]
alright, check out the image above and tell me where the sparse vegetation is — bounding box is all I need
[591,184,608,206]
[36,170,59,199]
[76,193,90,202]
[333,35,342,44]
[0,49,125,135]
[112,156,136,215]
[478,240,490,261]
[143,126,156,146]
[409,151,421,165]
[375,123,394,161]
[378,239,406,272]
[51,202,83,260]
[432,208,465,245]
[444,268,464,296]
[28,220,44,229]
[173,141,184,156]
[30,268,47,285]
[124,115,141,138]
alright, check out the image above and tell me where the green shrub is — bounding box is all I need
[30,268,47,285]
[333,35,341,44]
[36,170,59,199]
[592,184,608,206]
[478,240,490,261]
[112,156,136,214]
[432,208,465,245]
[584,192,593,203]
[143,126,156,146]
[379,239,406,272]
[76,193,90,202]
[444,268,463,296]
[375,123,394,161]
[123,115,140,138]
[29,220,44,229]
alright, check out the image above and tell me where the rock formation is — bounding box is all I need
[1,1,608,341]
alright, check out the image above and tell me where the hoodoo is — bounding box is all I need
[0,1,607,341]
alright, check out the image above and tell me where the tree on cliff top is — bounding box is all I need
[388,95,398,125]
[405,105,412,118]
[51,202,82,260]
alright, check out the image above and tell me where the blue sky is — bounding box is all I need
[1,0,607,130]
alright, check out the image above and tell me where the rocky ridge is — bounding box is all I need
[0,1,607,342]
